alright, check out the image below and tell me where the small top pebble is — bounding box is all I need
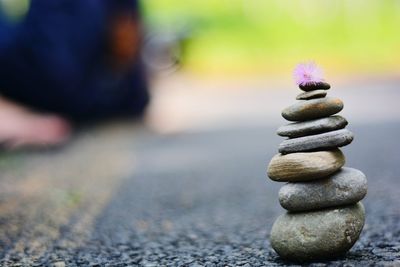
[299,81,331,91]
[293,62,330,91]
[296,89,327,100]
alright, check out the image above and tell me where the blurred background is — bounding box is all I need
[141,0,400,76]
[1,0,399,131]
[0,0,399,265]
[139,0,400,132]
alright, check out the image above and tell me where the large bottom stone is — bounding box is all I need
[270,203,365,262]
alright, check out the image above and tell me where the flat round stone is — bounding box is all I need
[279,167,367,211]
[277,115,348,138]
[296,90,327,100]
[299,81,331,91]
[267,149,345,182]
[278,129,354,154]
[270,203,365,262]
[282,97,343,122]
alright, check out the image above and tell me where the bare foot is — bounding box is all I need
[0,97,71,149]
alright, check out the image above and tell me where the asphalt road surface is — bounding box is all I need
[0,79,399,266]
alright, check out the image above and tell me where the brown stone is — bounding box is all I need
[282,97,343,122]
[296,90,327,100]
[267,149,345,182]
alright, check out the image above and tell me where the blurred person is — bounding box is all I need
[0,0,149,148]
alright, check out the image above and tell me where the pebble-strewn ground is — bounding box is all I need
[0,80,399,266]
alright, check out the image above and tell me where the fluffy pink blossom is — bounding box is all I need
[293,62,324,86]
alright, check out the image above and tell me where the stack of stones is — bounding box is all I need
[267,74,367,261]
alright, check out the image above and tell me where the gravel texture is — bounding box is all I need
[0,122,399,266]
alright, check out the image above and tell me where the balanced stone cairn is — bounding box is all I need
[267,63,367,262]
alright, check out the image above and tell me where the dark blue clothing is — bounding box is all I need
[0,0,149,121]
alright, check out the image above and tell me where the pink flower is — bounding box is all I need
[293,62,324,86]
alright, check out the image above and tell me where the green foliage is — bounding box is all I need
[0,0,30,22]
[142,0,400,75]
